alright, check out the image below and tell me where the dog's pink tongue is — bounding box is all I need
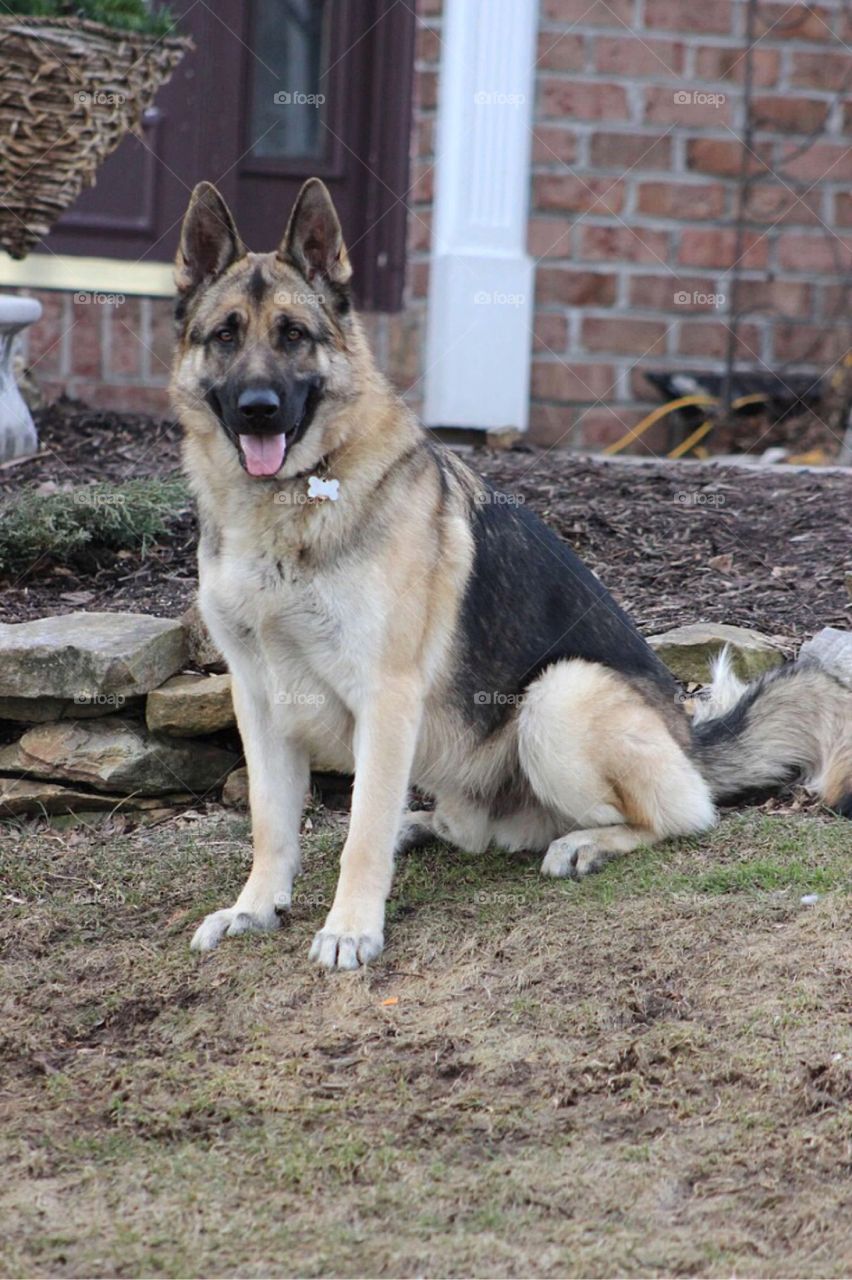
[240,433,287,477]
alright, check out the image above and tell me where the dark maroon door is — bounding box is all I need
[43,0,415,310]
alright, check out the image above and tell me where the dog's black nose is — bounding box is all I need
[237,388,280,421]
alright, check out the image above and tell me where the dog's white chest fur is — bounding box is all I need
[199,541,385,771]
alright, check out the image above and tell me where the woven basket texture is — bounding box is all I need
[0,16,190,258]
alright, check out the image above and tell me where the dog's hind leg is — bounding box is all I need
[191,669,309,950]
[518,659,716,879]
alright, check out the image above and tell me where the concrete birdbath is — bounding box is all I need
[0,293,41,462]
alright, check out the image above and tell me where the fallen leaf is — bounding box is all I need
[707,553,734,573]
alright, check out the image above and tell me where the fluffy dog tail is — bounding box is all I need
[690,648,852,817]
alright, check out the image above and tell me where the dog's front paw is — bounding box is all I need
[190,898,286,952]
[309,921,384,970]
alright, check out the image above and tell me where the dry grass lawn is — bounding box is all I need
[1,803,851,1278]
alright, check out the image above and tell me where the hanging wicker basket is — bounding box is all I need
[0,16,191,259]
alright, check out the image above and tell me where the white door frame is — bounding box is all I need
[423,0,538,432]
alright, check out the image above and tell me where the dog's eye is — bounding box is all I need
[215,327,235,345]
[285,325,304,343]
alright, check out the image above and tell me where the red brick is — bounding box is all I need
[637,181,727,220]
[536,29,585,71]
[409,161,433,203]
[678,229,768,270]
[743,183,822,228]
[677,321,761,360]
[23,290,66,378]
[539,78,629,121]
[532,360,617,401]
[582,316,668,355]
[534,174,624,215]
[644,0,732,34]
[540,0,635,27]
[817,283,849,317]
[528,403,577,450]
[593,35,683,76]
[579,224,670,264]
[414,115,435,158]
[733,279,812,316]
[531,125,579,166]
[408,209,431,253]
[532,313,569,353]
[789,51,851,90]
[752,96,829,135]
[644,85,733,128]
[776,233,852,272]
[834,193,852,226]
[754,4,834,42]
[694,45,780,87]
[772,322,842,364]
[535,267,617,305]
[779,143,852,183]
[589,131,672,169]
[528,219,572,259]
[630,274,726,311]
[69,298,103,379]
[408,261,430,299]
[415,68,438,110]
[415,24,441,62]
[686,138,771,178]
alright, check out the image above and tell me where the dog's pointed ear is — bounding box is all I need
[278,178,352,294]
[175,182,245,295]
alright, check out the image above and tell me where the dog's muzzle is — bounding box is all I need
[207,375,325,477]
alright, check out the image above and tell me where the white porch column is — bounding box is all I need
[423,0,538,432]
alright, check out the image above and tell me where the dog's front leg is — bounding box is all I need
[191,671,309,951]
[310,674,422,971]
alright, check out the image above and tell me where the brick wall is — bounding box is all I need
[530,0,852,450]
[15,0,852,450]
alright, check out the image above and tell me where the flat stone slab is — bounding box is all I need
[146,673,235,737]
[648,622,786,683]
[0,693,144,724]
[0,778,119,816]
[799,627,852,688]
[0,612,188,701]
[0,778,191,817]
[0,717,237,796]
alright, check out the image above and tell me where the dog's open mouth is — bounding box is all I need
[238,432,288,477]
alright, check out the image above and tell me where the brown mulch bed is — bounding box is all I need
[1,399,849,639]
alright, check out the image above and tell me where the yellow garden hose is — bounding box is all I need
[602,394,717,456]
[667,418,715,458]
[603,391,774,459]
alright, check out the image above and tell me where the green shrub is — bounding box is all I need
[0,477,190,576]
[1,1,176,36]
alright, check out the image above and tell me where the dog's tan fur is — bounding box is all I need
[172,179,851,970]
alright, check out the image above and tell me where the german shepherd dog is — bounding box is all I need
[172,179,852,970]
